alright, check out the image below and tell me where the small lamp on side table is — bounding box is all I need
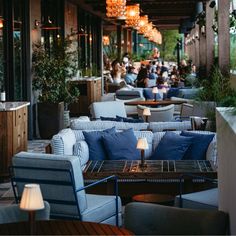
[20,184,45,235]
[152,87,159,101]
[137,138,149,168]
[143,108,151,122]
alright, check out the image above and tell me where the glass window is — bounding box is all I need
[13,0,23,100]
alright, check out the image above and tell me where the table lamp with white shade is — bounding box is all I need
[136,138,149,168]
[20,184,45,235]
[152,87,159,101]
[143,108,151,122]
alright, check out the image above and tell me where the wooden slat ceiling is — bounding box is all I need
[75,0,208,30]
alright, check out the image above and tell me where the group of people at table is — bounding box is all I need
[104,47,197,91]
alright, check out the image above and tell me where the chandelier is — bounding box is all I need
[125,4,140,28]
[137,15,148,34]
[106,0,126,19]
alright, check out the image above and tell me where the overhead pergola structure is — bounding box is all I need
[78,0,207,30]
[74,0,230,77]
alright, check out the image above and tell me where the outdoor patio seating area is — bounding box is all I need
[0,0,236,235]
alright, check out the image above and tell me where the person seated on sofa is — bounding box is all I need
[111,59,125,85]
[136,67,149,88]
[124,66,137,86]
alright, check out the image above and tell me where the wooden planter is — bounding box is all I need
[38,102,64,139]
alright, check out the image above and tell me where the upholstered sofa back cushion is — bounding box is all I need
[70,120,149,131]
[12,152,87,216]
[149,121,191,132]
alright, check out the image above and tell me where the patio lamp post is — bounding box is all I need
[20,184,45,235]
[143,108,151,122]
[137,138,149,168]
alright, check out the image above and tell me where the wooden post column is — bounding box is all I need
[194,25,200,69]
[205,2,215,75]
[123,28,128,54]
[199,24,207,78]
[117,24,122,61]
[218,0,230,76]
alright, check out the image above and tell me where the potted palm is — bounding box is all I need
[32,38,79,139]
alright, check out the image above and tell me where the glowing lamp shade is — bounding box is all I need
[125,4,140,28]
[103,35,110,45]
[20,184,44,211]
[152,87,159,94]
[136,138,149,150]
[106,0,126,19]
[0,19,3,29]
[143,108,151,116]
[137,15,148,34]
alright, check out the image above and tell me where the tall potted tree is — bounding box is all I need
[32,38,79,139]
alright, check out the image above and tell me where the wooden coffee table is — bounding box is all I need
[83,160,217,197]
[124,99,186,107]
[0,220,133,235]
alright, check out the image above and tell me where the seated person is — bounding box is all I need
[136,67,149,88]
[111,59,125,85]
[124,66,137,86]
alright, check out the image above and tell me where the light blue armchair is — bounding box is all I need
[10,152,122,226]
[0,201,50,224]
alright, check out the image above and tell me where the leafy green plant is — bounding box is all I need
[32,38,80,108]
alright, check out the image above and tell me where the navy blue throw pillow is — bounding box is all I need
[180,131,214,160]
[83,127,116,160]
[143,88,162,100]
[150,132,193,160]
[102,128,140,160]
[166,88,180,98]
[100,116,123,122]
[116,116,144,123]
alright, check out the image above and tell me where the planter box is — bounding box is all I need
[38,102,64,139]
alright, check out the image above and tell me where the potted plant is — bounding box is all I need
[32,38,80,139]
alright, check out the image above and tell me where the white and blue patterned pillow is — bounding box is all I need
[73,141,89,167]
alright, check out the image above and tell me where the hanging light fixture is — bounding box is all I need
[35,16,61,30]
[106,0,126,20]
[137,15,148,34]
[125,4,140,28]
[0,18,3,29]
[144,22,153,38]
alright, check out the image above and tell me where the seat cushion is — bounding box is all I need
[103,129,140,160]
[150,132,193,160]
[83,127,116,160]
[82,194,122,224]
[180,131,215,160]
[175,188,218,210]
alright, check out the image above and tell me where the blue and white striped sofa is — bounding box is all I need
[51,128,217,169]
[70,119,192,132]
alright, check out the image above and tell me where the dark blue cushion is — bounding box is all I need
[102,129,140,160]
[166,88,180,98]
[180,131,214,160]
[143,88,162,100]
[83,127,116,160]
[150,132,193,160]
[100,116,123,122]
[116,116,144,123]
